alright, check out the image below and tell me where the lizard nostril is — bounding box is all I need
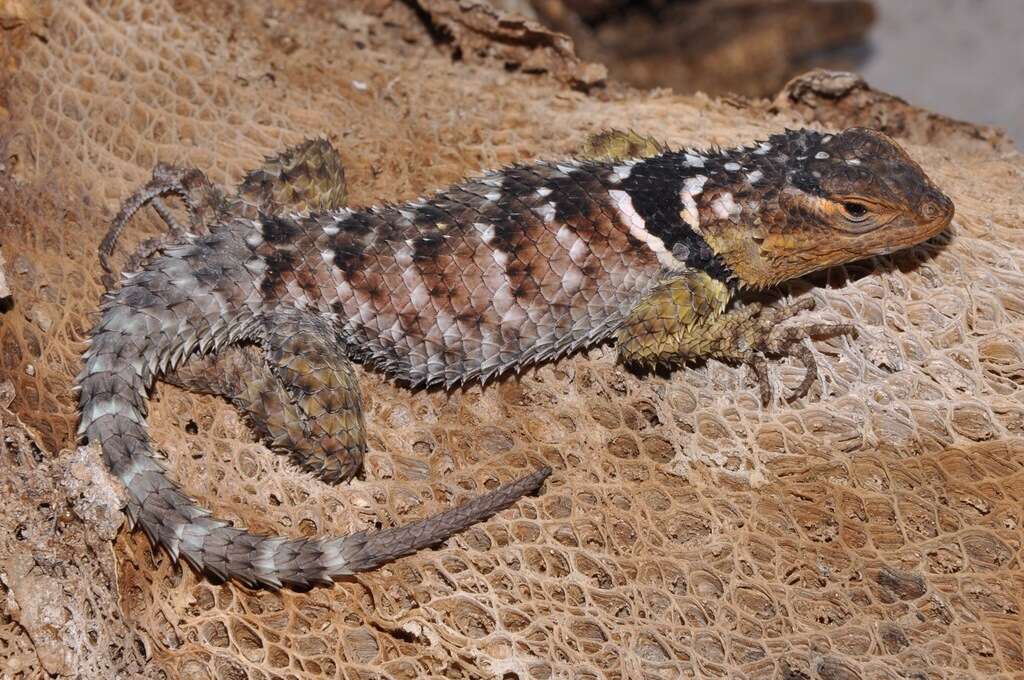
[921,191,953,223]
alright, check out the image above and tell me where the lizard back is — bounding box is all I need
[249,160,677,386]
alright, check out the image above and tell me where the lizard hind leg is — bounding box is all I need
[261,308,366,483]
[102,138,358,482]
[166,310,367,484]
[236,137,347,213]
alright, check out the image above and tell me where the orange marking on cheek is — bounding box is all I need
[819,201,842,219]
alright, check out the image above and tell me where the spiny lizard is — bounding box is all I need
[80,128,953,590]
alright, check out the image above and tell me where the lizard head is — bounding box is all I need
[696,128,954,288]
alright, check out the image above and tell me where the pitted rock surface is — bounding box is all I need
[1,1,1023,678]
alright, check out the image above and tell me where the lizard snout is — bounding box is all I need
[920,188,955,228]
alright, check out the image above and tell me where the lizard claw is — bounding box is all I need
[759,320,858,404]
[740,298,857,405]
[99,163,214,281]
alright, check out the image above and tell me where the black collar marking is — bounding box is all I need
[616,153,735,285]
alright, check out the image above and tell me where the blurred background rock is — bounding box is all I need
[516,0,1023,145]
[864,0,1023,147]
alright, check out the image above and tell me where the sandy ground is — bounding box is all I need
[863,0,1024,147]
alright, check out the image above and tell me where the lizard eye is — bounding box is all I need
[842,201,869,221]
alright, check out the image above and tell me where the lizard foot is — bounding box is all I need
[99,162,219,284]
[167,339,366,485]
[745,298,857,404]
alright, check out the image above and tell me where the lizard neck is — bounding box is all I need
[611,150,738,288]
[613,141,807,291]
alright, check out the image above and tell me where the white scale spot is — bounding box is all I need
[321,250,334,264]
[611,164,633,181]
[724,162,741,172]
[555,224,575,249]
[556,163,578,174]
[684,175,708,195]
[746,170,764,184]
[493,286,516,318]
[815,151,830,160]
[477,222,496,243]
[535,202,556,223]
[680,175,707,230]
[395,245,414,268]
[848,159,862,166]
[485,191,501,202]
[245,232,263,247]
[536,187,553,198]
[481,176,503,188]
[711,192,741,220]
[410,282,430,310]
[680,194,700,229]
[322,223,339,235]
[399,209,416,221]
[754,143,772,155]
[562,266,583,294]
[608,189,685,269]
[245,258,267,273]
[684,153,706,168]
[822,135,833,143]
[568,239,588,265]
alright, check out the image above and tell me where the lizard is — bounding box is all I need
[79,127,954,590]
[96,132,669,484]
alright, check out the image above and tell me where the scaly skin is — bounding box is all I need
[102,140,368,484]
[82,128,954,589]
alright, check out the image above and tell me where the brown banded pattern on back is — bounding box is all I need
[254,161,667,387]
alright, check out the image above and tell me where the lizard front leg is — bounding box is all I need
[618,272,856,403]
[576,129,666,160]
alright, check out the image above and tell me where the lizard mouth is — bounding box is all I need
[871,199,954,255]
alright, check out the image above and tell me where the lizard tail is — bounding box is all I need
[77,228,550,590]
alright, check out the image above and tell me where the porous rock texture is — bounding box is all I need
[1,1,1023,678]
